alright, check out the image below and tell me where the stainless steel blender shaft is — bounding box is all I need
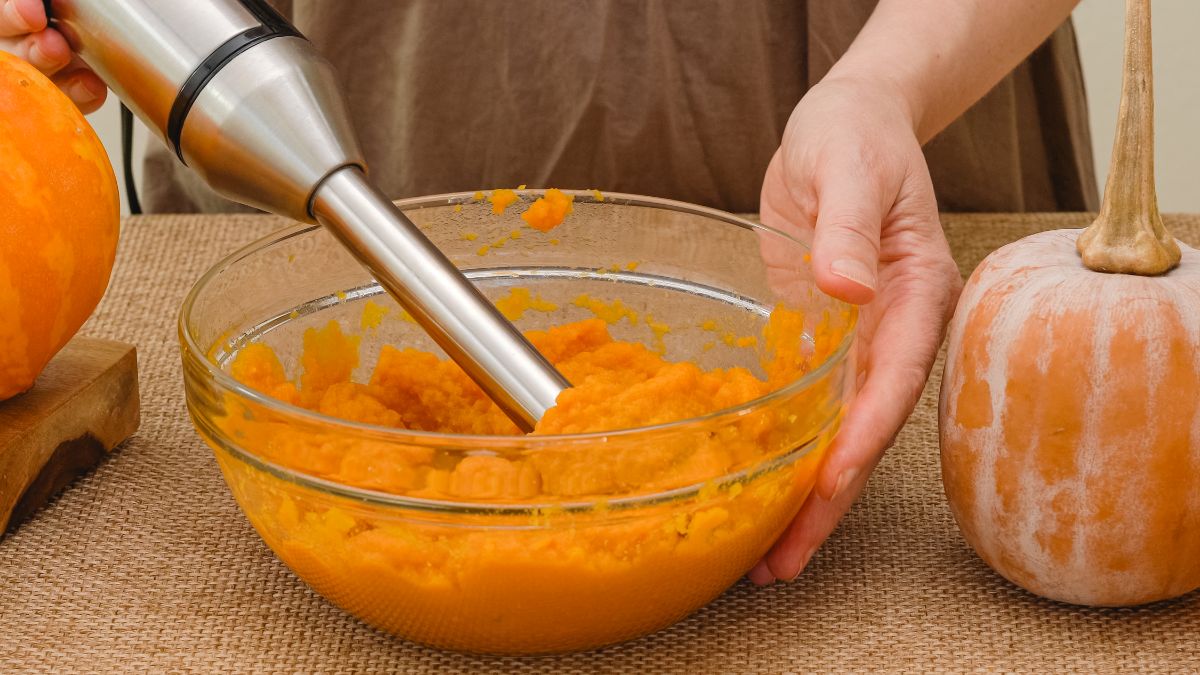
[312,168,569,425]
[48,0,569,429]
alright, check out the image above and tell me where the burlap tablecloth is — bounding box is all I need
[2,213,1197,673]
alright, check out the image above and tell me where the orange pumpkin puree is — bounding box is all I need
[488,188,518,214]
[521,188,575,232]
[210,294,849,653]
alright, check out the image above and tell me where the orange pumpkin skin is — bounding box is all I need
[940,229,1200,606]
[0,52,120,401]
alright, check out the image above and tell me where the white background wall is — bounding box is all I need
[86,0,1200,215]
[1071,0,1200,213]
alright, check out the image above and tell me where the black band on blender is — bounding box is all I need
[166,18,302,163]
[236,0,305,38]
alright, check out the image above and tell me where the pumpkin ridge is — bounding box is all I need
[946,244,1080,574]
[1139,305,1200,597]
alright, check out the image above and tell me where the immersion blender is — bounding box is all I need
[46,0,569,430]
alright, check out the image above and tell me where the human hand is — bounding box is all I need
[0,0,105,112]
[749,76,962,584]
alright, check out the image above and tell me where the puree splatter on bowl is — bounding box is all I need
[180,191,856,654]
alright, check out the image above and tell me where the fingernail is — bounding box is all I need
[4,3,34,32]
[28,42,51,69]
[831,467,859,501]
[747,561,775,586]
[66,80,98,104]
[785,548,816,582]
[830,258,876,292]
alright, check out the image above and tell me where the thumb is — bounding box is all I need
[0,0,46,38]
[810,167,884,305]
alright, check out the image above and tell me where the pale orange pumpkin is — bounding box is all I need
[940,230,1200,606]
[0,51,120,400]
[939,0,1200,606]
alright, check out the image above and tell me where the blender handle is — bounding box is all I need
[43,0,366,222]
[46,0,304,164]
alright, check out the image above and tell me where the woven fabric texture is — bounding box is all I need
[1,213,1197,673]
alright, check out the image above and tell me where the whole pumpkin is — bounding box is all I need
[939,0,1200,606]
[0,51,120,400]
[939,230,1200,606]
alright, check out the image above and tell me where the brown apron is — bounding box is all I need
[143,0,1098,215]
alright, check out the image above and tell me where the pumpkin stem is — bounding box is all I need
[1077,0,1181,276]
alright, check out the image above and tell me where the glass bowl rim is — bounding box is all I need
[179,189,857,450]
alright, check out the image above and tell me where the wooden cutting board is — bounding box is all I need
[0,337,140,535]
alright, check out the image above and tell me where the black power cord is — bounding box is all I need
[119,103,142,215]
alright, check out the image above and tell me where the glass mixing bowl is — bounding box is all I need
[180,191,856,654]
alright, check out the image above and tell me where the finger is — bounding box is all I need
[8,28,72,75]
[760,450,881,582]
[759,150,815,241]
[815,261,954,502]
[747,560,775,586]
[809,162,885,306]
[0,0,46,37]
[756,231,955,583]
[757,149,817,306]
[53,62,107,113]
